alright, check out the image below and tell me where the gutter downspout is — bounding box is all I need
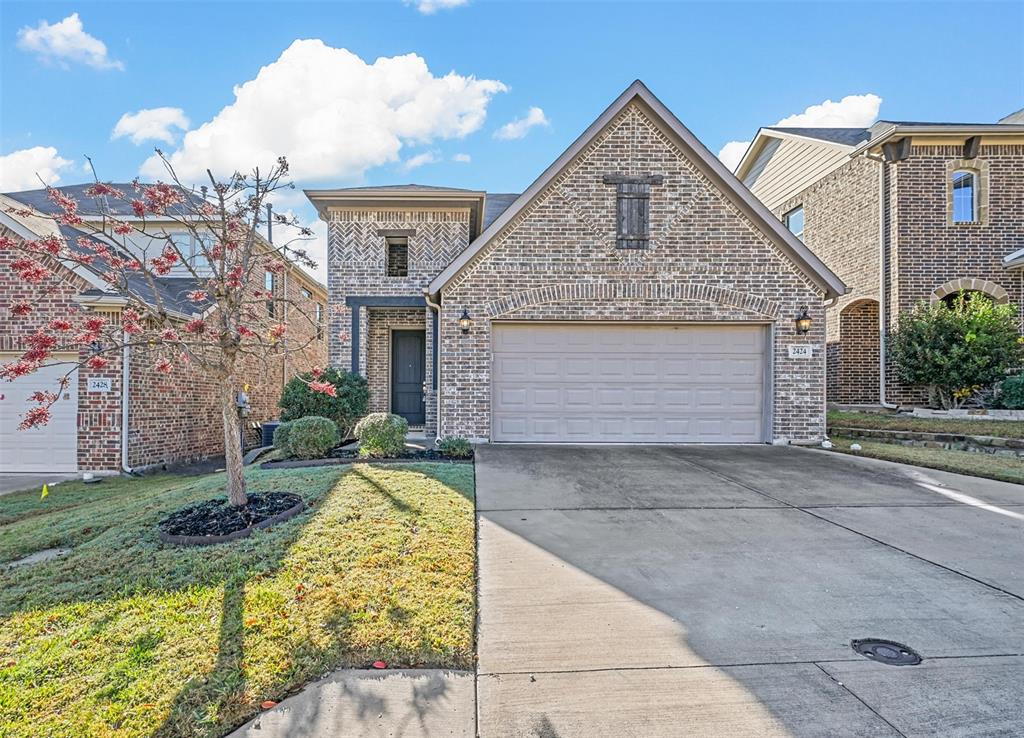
[423,289,442,443]
[866,152,899,409]
[120,331,134,473]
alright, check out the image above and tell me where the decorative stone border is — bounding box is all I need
[261,456,473,470]
[830,426,1024,459]
[911,407,1024,421]
[158,497,305,547]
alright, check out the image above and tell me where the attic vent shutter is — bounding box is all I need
[603,174,663,249]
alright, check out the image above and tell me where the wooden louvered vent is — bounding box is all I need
[603,174,663,249]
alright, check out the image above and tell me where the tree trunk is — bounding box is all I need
[221,380,248,507]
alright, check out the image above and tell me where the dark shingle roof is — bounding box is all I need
[483,193,519,230]
[59,225,209,316]
[5,183,204,218]
[765,127,872,146]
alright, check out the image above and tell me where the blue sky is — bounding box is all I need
[2,0,1022,276]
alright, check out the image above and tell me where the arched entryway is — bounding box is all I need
[832,299,880,404]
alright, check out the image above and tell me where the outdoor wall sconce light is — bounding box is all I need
[794,307,812,334]
[458,309,473,334]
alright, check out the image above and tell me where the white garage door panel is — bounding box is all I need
[0,358,78,472]
[492,324,767,443]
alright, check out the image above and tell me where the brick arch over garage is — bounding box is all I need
[484,282,782,320]
[931,278,1009,304]
[830,298,880,405]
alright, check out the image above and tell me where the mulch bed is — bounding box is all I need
[157,491,304,546]
[261,447,473,470]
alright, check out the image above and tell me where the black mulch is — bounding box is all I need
[329,448,474,461]
[158,491,303,537]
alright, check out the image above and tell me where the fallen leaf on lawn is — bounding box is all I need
[372,661,387,669]
[261,700,278,710]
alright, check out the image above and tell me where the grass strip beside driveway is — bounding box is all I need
[828,436,1024,485]
[0,463,475,738]
[828,409,1024,440]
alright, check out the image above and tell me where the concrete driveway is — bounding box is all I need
[476,444,1024,737]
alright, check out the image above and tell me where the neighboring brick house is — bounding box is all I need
[735,117,1024,406]
[0,185,327,474]
[309,81,845,445]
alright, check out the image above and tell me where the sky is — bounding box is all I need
[2,0,1022,280]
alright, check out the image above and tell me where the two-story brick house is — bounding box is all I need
[0,184,328,474]
[309,81,845,445]
[735,117,1024,406]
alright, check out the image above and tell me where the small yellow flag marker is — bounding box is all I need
[40,484,49,500]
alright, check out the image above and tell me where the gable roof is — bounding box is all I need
[428,80,846,300]
[5,182,206,219]
[764,127,872,147]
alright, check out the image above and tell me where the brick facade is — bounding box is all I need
[327,209,470,436]
[1,224,327,472]
[438,104,827,443]
[770,142,1024,406]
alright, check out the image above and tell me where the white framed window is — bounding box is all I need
[783,206,805,238]
[952,169,977,223]
[264,271,276,317]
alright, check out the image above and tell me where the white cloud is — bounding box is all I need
[494,107,549,140]
[452,152,471,163]
[16,13,123,71]
[406,0,470,14]
[718,93,883,172]
[401,151,440,171]
[112,107,190,145]
[141,39,505,184]
[0,147,74,192]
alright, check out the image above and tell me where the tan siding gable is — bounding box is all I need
[746,137,852,212]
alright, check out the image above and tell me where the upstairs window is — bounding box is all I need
[952,170,977,223]
[301,287,312,300]
[264,271,276,317]
[386,236,409,277]
[603,174,662,249]
[783,206,805,238]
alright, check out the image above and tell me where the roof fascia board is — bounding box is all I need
[429,81,846,299]
[735,128,857,182]
[851,123,1024,157]
[0,208,110,291]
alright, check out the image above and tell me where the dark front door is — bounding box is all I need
[391,330,425,425]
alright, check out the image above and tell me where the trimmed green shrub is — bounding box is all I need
[999,375,1024,410]
[889,292,1023,409]
[437,436,472,459]
[279,368,369,440]
[272,421,293,456]
[287,416,340,459]
[354,413,408,458]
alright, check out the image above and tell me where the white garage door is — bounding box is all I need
[0,357,78,472]
[491,323,767,443]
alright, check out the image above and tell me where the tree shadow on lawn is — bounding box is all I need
[0,462,475,738]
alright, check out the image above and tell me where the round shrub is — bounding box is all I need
[287,416,340,459]
[1000,375,1024,410]
[438,436,472,459]
[272,421,294,456]
[279,368,369,440]
[354,413,408,458]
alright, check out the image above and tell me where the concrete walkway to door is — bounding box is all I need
[475,444,1024,737]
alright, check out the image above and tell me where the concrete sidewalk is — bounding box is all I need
[226,669,475,738]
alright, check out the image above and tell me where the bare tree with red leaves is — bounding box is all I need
[1,155,332,507]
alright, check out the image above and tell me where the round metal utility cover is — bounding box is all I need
[851,638,922,666]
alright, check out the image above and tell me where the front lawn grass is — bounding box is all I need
[828,435,1024,485]
[828,409,1024,440]
[0,462,475,738]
